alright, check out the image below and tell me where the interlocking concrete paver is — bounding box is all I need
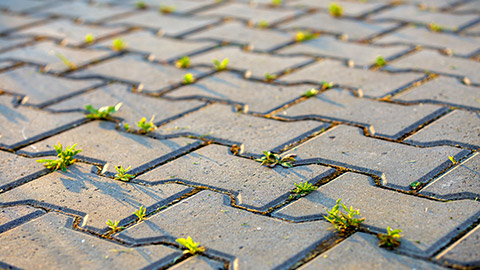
[0,163,193,230]
[405,110,480,149]
[94,31,216,61]
[464,22,480,35]
[278,59,423,98]
[277,88,446,139]
[453,1,480,14]
[190,47,312,78]
[196,2,302,25]
[393,76,480,110]
[0,0,55,13]
[0,206,44,227]
[164,71,314,113]
[421,153,480,200]
[299,233,445,270]
[72,54,209,91]
[20,121,199,175]
[0,13,44,35]
[0,66,103,107]
[0,95,85,148]
[389,50,480,84]
[287,0,386,17]
[277,36,410,67]
[113,0,211,13]
[169,256,224,270]
[118,190,336,269]
[436,224,480,267]
[273,172,480,256]
[0,37,31,52]
[108,11,218,36]
[0,41,112,73]
[40,2,133,23]
[278,13,398,41]
[282,125,466,190]
[14,19,127,47]
[138,144,334,211]
[370,5,478,30]
[47,83,206,125]
[185,21,292,51]
[375,26,480,56]
[157,104,329,154]
[0,212,180,269]
[0,150,45,190]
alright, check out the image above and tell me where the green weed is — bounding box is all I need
[448,156,457,164]
[37,143,82,172]
[264,73,277,82]
[136,1,147,9]
[85,103,122,119]
[112,38,126,51]
[295,31,316,42]
[55,52,77,70]
[428,23,444,32]
[302,88,319,98]
[213,58,229,71]
[85,34,94,43]
[137,116,157,133]
[293,181,317,194]
[115,165,134,182]
[133,205,146,221]
[175,56,190,69]
[324,199,365,232]
[106,219,123,232]
[183,73,195,84]
[376,56,386,67]
[377,226,402,249]
[255,151,296,168]
[329,3,344,17]
[176,236,205,254]
[159,5,175,13]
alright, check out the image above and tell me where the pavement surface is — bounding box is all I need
[0,0,479,269]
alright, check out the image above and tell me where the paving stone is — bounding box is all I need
[0,37,31,52]
[72,54,209,91]
[0,0,55,13]
[464,22,480,35]
[185,21,292,51]
[277,36,409,67]
[375,26,480,56]
[278,13,398,41]
[278,59,423,98]
[0,150,46,190]
[393,76,480,110]
[138,144,334,211]
[0,41,112,73]
[21,121,199,175]
[117,0,211,13]
[196,2,302,25]
[277,88,445,139]
[282,125,466,190]
[406,110,480,149]
[0,205,44,227]
[190,47,312,78]
[48,83,206,125]
[0,95,85,148]
[0,13,44,35]
[164,71,314,113]
[157,104,329,154]
[108,11,218,36]
[370,5,478,30]
[0,212,180,269]
[401,0,459,9]
[118,190,335,269]
[287,0,386,17]
[94,31,216,61]
[436,224,480,267]
[14,19,127,47]
[40,1,133,23]
[389,50,480,84]
[453,1,480,14]
[273,172,480,256]
[169,256,224,270]
[0,163,193,230]
[421,153,480,200]
[299,233,445,270]
[0,66,103,107]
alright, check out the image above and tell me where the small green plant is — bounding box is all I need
[133,205,146,221]
[255,151,296,168]
[136,1,147,9]
[329,2,344,17]
[55,52,77,70]
[302,88,319,98]
[85,33,94,43]
[271,0,283,6]
[295,31,316,42]
[159,5,175,13]
[137,115,157,133]
[183,73,195,84]
[106,219,123,232]
[448,156,457,164]
[321,81,334,89]
[37,143,82,172]
[428,22,444,32]
[376,56,386,67]
[258,20,269,28]
[324,199,365,232]
[85,102,122,119]
[377,226,403,249]
[213,58,229,71]
[112,38,126,51]
[410,181,421,190]
[175,56,190,69]
[293,181,317,194]
[264,73,277,82]
[176,236,205,255]
[115,165,134,181]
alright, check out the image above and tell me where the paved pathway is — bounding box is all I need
[0,0,479,269]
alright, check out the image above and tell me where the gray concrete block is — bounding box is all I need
[435,224,480,267]
[287,0,386,17]
[169,256,224,270]
[0,14,44,35]
[0,0,56,13]
[0,37,32,52]
[0,205,44,227]
[0,150,46,190]
[40,1,133,23]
